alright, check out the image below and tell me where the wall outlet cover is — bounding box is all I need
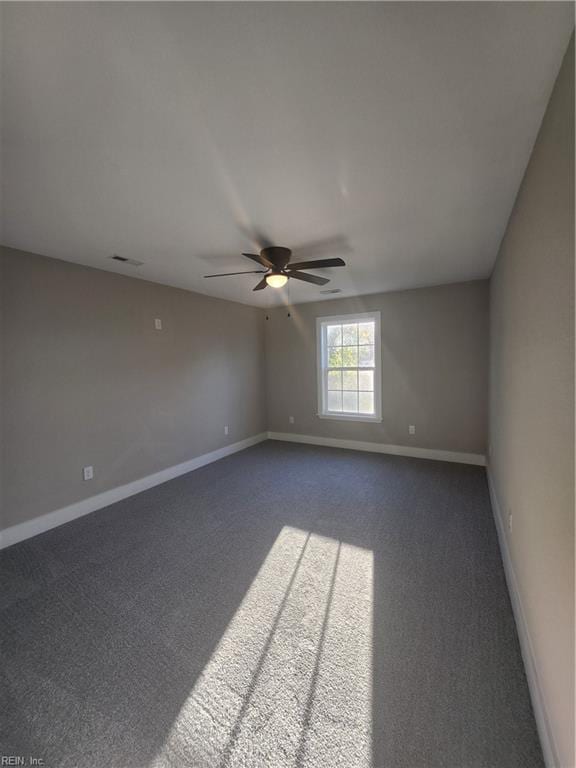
[154,318,162,330]
[83,466,94,481]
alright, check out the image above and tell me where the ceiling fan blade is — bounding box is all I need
[204,270,266,278]
[287,257,346,271]
[242,252,274,269]
[253,277,268,291]
[288,272,330,286]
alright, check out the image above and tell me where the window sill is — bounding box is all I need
[317,412,382,423]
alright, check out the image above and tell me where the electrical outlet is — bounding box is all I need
[83,465,94,481]
[224,425,229,436]
[508,511,513,533]
[154,318,162,330]
[408,425,416,435]
[289,416,295,424]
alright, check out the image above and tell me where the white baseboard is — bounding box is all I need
[0,431,482,549]
[0,433,268,550]
[487,469,558,768]
[267,431,486,466]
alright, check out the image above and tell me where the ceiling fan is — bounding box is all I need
[204,246,346,291]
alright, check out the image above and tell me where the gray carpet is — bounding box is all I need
[0,440,542,768]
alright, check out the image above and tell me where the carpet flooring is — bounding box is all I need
[0,440,542,768]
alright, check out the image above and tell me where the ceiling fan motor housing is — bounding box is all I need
[262,246,292,271]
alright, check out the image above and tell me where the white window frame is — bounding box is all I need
[316,310,382,423]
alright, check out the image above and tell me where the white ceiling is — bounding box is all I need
[1,3,573,307]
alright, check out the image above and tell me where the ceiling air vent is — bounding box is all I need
[320,288,342,295]
[109,254,143,267]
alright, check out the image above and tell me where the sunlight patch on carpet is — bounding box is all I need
[150,525,373,768]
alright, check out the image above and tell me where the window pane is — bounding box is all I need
[327,370,342,391]
[359,391,374,414]
[342,370,358,390]
[358,370,374,391]
[342,323,358,345]
[328,347,342,367]
[327,390,343,412]
[341,346,358,367]
[358,322,374,344]
[327,324,342,346]
[342,391,359,412]
[358,345,374,367]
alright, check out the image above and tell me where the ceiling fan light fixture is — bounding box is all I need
[265,272,288,288]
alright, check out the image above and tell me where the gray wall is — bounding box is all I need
[265,280,489,455]
[0,247,267,529]
[489,36,574,768]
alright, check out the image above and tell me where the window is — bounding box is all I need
[316,311,381,422]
